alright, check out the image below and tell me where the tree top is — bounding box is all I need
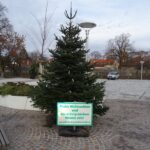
[64,2,77,21]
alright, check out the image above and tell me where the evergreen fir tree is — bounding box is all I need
[31,7,108,121]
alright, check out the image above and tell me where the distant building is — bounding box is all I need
[127,51,150,67]
[90,59,119,71]
[90,59,114,67]
[129,51,149,59]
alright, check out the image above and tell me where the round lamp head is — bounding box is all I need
[79,22,96,29]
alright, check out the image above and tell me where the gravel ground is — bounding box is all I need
[0,78,150,149]
[0,100,150,150]
[98,79,150,101]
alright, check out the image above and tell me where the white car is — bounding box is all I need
[107,71,119,80]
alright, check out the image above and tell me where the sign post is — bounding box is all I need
[57,102,93,126]
[140,60,144,80]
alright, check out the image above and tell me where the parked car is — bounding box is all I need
[107,71,119,80]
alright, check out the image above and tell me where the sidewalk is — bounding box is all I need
[0,77,38,86]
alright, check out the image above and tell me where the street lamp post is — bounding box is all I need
[79,22,96,61]
[140,61,144,80]
[85,29,90,52]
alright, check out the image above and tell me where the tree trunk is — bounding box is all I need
[0,67,5,77]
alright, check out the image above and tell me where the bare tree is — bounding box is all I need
[28,50,41,63]
[0,2,13,77]
[30,1,55,59]
[106,33,134,69]
[0,2,28,77]
[0,2,12,50]
[90,51,102,59]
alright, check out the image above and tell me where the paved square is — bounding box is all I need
[0,100,150,150]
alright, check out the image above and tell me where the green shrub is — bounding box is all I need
[0,82,34,96]
[29,63,38,79]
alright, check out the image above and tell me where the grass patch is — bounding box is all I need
[0,82,35,96]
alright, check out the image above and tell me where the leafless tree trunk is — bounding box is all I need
[30,0,56,60]
[0,2,13,77]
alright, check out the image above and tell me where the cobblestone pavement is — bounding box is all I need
[0,100,150,150]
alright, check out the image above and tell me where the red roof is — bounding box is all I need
[91,59,114,63]
[91,59,114,67]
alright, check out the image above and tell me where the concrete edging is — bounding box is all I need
[0,95,39,111]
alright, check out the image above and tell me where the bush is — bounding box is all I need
[0,82,34,96]
[29,63,38,79]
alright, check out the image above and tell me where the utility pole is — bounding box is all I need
[140,60,144,80]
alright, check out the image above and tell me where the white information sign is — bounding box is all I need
[57,102,93,126]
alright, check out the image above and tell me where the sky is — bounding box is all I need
[1,0,150,55]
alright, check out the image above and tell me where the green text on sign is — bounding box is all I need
[57,102,93,126]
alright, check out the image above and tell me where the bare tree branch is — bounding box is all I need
[29,0,57,59]
[106,33,134,69]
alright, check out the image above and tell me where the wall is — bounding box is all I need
[93,67,150,79]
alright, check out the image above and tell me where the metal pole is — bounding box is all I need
[140,61,144,80]
[141,63,143,80]
[85,29,90,61]
[79,22,96,62]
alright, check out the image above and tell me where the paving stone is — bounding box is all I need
[0,100,150,150]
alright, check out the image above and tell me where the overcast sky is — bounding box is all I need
[1,0,150,55]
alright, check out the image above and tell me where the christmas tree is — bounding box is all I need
[31,7,108,123]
